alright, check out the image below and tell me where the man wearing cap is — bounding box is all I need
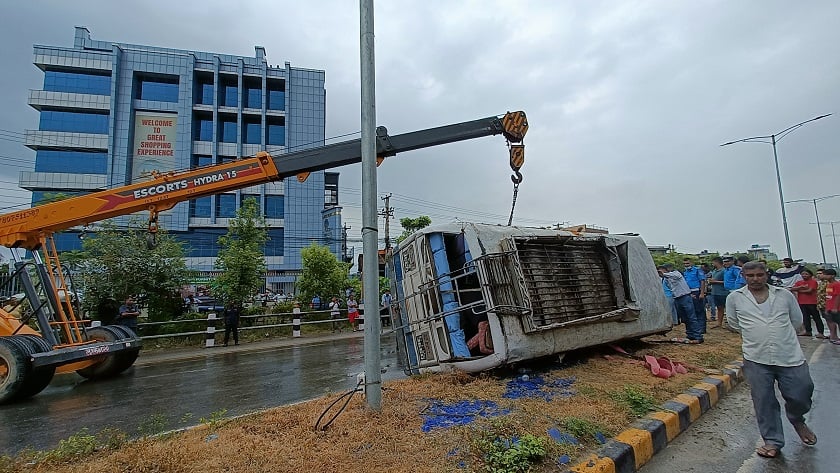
[771,257,804,288]
[658,264,703,343]
[726,261,816,458]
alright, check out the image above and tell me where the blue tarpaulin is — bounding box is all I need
[503,375,576,401]
[421,399,511,432]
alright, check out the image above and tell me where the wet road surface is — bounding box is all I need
[0,332,402,455]
[641,337,838,473]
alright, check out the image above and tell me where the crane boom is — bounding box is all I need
[0,111,527,250]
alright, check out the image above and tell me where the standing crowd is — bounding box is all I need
[660,254,835,459]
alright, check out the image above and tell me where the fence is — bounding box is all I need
[130,306,393,347]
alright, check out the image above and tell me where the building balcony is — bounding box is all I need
[18,171,106,191]
[33,45,112,71]
[24,130,108,151]
[28,90,110,112]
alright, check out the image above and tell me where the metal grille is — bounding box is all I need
[515,238,618,327]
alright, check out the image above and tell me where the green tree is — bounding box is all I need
[297,243,352,304]
[395,215,432,244]
[211,197,268,306]
[64,221,189,322]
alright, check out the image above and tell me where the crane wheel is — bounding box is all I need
[103,325,141,373]
[0,336,38,404]
[14,335,56,400]
[76,326,138,379]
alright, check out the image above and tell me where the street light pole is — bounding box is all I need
[825,221,840,267]
[787,194,840,264]
[721,113,832,259]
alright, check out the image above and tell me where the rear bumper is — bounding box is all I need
[30,339,142,369]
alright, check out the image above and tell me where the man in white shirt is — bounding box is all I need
[726,261,817,458]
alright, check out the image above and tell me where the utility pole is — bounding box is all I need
[359,0,382,410]
[341,223,351,263]
[379,193,394,250]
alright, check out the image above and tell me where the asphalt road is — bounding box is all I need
[0,332,403,455]
[641,337,838,473]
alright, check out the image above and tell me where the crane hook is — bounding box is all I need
[511,170,523,185]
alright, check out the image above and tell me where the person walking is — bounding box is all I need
[223,302,241,346]
[346,294,360,332]
[726,261,817,458]
[791,269,825,339]
[658,264,703,343]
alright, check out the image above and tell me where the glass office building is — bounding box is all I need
[21,27,343,291]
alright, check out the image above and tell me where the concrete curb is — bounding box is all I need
[568,360,745,473]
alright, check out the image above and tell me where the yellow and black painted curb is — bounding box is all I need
[568,360,745,473]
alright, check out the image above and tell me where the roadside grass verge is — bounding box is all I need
[1,327,743,473]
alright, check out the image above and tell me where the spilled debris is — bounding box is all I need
[503,375,576,401]
[420,399,511,432]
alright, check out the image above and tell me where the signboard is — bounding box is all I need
[132,111,178,180]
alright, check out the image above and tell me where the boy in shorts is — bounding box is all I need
[823,269,840,344]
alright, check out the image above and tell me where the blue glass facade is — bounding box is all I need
[35,151,107,174]
[23,27,339,290]
[39,111,108,134]
[43,70,110,95]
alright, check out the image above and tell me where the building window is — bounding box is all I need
[31,191,82,206]
[267,79,285,110]
[136,76,179,103]
[265,229,284,256]
[241,194,260,208]
[243,120,261,144]
[194,72,213,105]
[219,75,238,107]
[265,195,284,219]
[179,228,226,257]
[192,155,212,168]
[324,172,339,208]
[39,111,109,134]
[35,150,107,174]
[218,155,236,164]
[217,194,236,218]
[266,123,284,146]
[194,117,213,142]
[244,77,262,108]
[43,70,110,95]
[219,118,237,143]
[189,196,211,218]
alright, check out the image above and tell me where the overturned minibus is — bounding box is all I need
[386,223,672,374]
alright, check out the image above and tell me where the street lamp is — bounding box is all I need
[721,114,832,259]
[786,194,840,264]
[822,221,840,267]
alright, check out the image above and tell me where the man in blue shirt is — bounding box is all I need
[683,258,707,334]
[662,277,678,325]
[724,256,745,291]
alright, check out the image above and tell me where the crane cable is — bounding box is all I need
[506,140,524,226]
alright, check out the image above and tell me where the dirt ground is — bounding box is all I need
[5,325,743,473]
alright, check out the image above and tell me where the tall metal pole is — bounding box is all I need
[831,222,840,267]
[359,0,381,410]
[770,135,792,259]
[812,199,827,264]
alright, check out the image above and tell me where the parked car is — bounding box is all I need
[195,296,225,313]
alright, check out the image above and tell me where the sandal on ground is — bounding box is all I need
[755,445,779,458]
[831,340,840,345]
[670,337,703,344]
[793,422,817,446]
[797,333,812,337]
[815,334,827,339]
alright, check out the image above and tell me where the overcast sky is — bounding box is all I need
[1,0,839,263]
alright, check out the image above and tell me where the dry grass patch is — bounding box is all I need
[5,329,743,473]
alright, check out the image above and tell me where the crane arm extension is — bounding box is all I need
[0,111,526,250]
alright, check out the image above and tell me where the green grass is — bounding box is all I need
[609,385,657,417]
